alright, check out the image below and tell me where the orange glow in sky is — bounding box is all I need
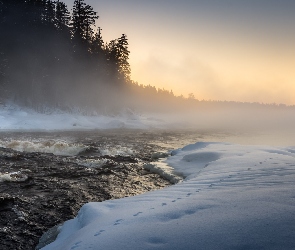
[64,0,295,105]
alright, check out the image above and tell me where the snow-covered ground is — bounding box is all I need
[41,142,295,250]
[0,103,164,130]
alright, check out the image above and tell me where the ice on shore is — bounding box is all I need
[41,142,295,250]
[0,103,163,131]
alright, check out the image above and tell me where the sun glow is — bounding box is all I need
[64,0,295,105]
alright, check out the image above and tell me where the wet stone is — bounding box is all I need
[0,146,171,250]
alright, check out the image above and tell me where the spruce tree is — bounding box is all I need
[42,0,55,25]
[106,39,120,81]
[54,0,70,31]
[91,27,104,56]
[106,34,131,83]
[71,0,98,43]
[117,34,131,81]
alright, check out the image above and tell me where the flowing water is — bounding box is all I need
[0,128,294,249]
[1,128,294,155]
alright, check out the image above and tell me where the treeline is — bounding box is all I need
[0,0,293,114]
[0,0,131,110]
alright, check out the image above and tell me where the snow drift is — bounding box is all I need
[41,142,295,250]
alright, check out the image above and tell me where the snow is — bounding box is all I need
[144,162,183,184]
[41,142,295,250]
[0,103,164,131]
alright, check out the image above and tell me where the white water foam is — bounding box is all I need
[76,158,109,168]
[0,171,28,182]
[0,140,86,156]
[100,146,134,156]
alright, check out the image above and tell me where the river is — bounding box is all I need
[0,128,294,249]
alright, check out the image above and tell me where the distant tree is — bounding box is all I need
[188,93,195,99]
[145,85,157,95]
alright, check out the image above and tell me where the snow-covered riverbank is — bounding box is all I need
[0,103,164,130]
[1,103,295,249]
[42,142,295,250]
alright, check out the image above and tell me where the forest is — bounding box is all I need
[0,0,294,115]
[0,0,132,110]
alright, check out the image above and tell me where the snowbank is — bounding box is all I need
[41,142,295,250]
[0,104,165,131]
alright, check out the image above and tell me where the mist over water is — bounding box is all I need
[1,0,294,149]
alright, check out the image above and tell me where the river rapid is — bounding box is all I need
[0,128,293,249]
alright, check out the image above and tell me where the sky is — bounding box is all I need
[63,0,295,105]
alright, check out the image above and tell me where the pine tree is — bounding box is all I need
[91,27,104,56]
[25,0,45,27]
[54,0,70,31]
[117,34,131,81]
[71,0,98,43]
[106,34,131,82]
[42,0,55,25]
[0,0,134,108]
[105,39,119,81]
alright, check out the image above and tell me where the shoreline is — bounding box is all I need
[0,146,171,250]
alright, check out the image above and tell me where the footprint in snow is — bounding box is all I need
[133,212,143,216]
[114,219,123,225]
[71,246,79,250]
[94,230,105,236]
[186,193,192,197]
[147,237,167,246]
[162,203,167,206]
[71,241,82,249]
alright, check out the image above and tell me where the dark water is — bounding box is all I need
[1,128,294,153]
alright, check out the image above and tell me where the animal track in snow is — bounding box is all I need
[114,219,123,225]
[146,237,167,246]
[71,241,82,249]
[94,230,105,236]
